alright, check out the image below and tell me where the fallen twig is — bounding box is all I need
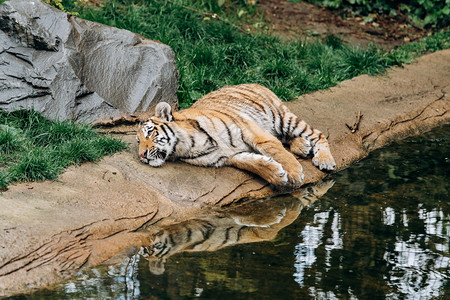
[396,10,425,32]
[345,110,363,133]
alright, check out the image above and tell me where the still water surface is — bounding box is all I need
[23,126,449,299]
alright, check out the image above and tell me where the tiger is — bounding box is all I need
[140,180,335,275]
[137,84,336,186]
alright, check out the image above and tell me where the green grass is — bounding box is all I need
[0,110,127,191]
[62,0,449,108]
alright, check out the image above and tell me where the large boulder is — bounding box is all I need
[0,0,178,123]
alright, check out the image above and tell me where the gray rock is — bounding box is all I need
[0,0,178,123]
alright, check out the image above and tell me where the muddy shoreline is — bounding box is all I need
[0,50,449,297]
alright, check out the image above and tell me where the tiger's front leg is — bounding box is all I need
[228,153,290,186]
[238,121,304,185]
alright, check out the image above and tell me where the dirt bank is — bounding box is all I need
[0,49,449,297]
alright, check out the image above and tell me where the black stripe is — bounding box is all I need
[310,132,323,143]
[187,222,215,249]
[239,86,271,112]
[293,118,301,137]
[268,106,276,130]
[159,124,169,137]
[218,118,236,148]
[159,123,178,152]
[186,228,192,243]
[242,139,255,150]
[245,97,268,114]
[162,123,175,136]
[304,126,314,138]
[159,246,171,258]
[201,222,214,239]
[276,109,284,136]
[206,155,228,167]
[179,146,219,160]
[156,244,170,258]
[189,119,217,147]
[230,88,268,114]
[299,124,308,136]
[231,151,248,157]
[168,234,175,245]
[220,226,234,246]
[236,226,246,242]
[213,110,240,124]
[216,112,244,146]
[285,115,293,135]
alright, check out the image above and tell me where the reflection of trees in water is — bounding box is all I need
[55,250,142,299]
[293,201,449,299]
[293,209,342,288]
[293,127,449,299]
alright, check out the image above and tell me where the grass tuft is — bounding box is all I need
[8,148,62,183]
[0,171,9,191]
[56,138,103,166]
[0,125,26,155]
[95,136,130,156]
[339,46,387,77]
[0,110,128,191]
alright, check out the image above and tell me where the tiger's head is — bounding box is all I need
[137,102,177,167]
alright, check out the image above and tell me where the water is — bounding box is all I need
[18,126,449,299]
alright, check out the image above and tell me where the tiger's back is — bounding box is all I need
[191,84,284,137]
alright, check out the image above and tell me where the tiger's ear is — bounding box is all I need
[155,102,173,122]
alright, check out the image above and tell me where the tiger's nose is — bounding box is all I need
[140,150,148,159]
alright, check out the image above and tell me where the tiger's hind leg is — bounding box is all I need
[281,111,336,171]
[228,152,291,186]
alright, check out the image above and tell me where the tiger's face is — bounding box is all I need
[137,119,176,167]
[137,102,176,167]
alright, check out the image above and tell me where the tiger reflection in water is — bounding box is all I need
[140,180,334,275]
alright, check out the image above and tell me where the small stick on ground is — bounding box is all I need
[345,110,363,133]
[396,10,425,32]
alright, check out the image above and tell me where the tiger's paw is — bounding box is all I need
[283,161,304,186]
[312,153,336,171]
[262,158,289,186]
[289,137,312,157]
